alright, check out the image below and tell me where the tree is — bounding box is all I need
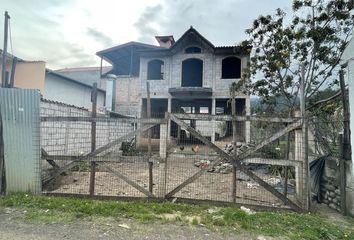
[245,0,354,113]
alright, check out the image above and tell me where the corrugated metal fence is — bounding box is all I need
[0,88,41,193]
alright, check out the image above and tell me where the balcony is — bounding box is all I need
[168,87,212,97]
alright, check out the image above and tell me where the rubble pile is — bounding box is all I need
[194,142,254,174]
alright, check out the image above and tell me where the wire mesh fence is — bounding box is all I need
[40,101,307,211]
[167,114,303,209]
[307,117,345,212]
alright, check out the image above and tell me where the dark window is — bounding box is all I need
[185,47,202,54]
[147,60,164,80]
[222,57,241,79]
[181,58,203,87]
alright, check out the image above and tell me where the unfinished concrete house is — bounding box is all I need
[97,27,251,143]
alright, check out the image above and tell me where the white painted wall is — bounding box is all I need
[43,73,105,109]
[341,33,354,216]
[341,34,354,172]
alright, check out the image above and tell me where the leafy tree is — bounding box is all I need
[245,0,354,112]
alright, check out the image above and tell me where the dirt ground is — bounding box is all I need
[0,209,271,240]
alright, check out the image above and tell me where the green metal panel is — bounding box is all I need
[0,88,41,193]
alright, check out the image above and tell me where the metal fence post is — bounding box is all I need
[0,109,5,194]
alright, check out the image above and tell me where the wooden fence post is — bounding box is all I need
[89,83,97,196]
[231,91,237,203]
[340,69,349,215]
[146,82,153,193]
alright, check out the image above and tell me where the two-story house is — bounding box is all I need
[97,27,251,142]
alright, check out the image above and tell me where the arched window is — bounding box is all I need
[147,60,164,80]
[185,46,202,54]
[182,58,203,87]
[222,57,241,79]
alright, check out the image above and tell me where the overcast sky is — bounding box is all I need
[1,0,293,69]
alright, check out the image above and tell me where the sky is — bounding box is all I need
[1,0,293,69]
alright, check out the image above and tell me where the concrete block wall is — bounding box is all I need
[140,50,250,100]
[40,100,134,156]
[101,76,140,117]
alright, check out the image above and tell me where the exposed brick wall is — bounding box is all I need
[101,77,140,116]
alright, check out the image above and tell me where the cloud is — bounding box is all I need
[4,0,294,69]
[135,0,293,46]
[86,28,113,47]
[134,4,163,43]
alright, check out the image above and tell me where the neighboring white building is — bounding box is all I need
[340,33,354,216]
[44,70,105,110]
[341,34,354,169]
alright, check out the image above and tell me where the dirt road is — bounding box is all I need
[0,209,266,240]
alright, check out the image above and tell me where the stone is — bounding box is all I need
[328,191,336,198]
[325,184,336,192]
[334,189,340,195]
[329,203,337,209]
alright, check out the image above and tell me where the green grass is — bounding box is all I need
[0,193,353,240]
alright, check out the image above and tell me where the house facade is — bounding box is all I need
[44,70,105,110]
[0,50,45,91]
[97,27,251,142]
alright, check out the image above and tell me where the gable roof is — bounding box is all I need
[46,69,105,93]
[169,26,215,52]
[54,66,111,90]
[137,26,251,56]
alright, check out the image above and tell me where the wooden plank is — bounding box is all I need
[42,124,157,184]
[99,164,156,198]
[242,158,301,167]
[40,116,166,124]
[173,113,299,123]
[41,148,60,169]
[41,155,149,162]
[284,119,291,197]
[231,91,237,203]
[89,83,98,196]
[42,161,79,184]
[237,120,302,160]
[87,123,157,157]
[167,113,303,212]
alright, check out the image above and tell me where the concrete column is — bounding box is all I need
[294,127,304,202]
[167,98,172,142]
[245,96,251,143]
[158,123,168,198]
[294,110,309,210]
[211,98,216,143]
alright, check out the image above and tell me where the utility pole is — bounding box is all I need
[1,11,10,88]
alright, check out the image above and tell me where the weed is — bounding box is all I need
[0,193,353,239]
